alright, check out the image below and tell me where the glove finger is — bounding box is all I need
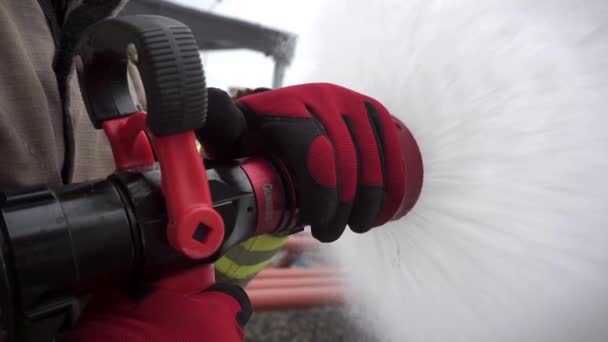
[342,103,385,233]
[366,99,407,226]
[303,106,358,243]
[309,200,352,242]
[255,116,339,236]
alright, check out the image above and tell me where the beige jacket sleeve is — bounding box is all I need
[0,0,138,191]
[0,0,71,190]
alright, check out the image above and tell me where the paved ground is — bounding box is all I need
[245,305,379,342]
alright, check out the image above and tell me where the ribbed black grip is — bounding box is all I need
[75,15,207,136]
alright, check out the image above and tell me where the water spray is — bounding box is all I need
[291,1,608,341]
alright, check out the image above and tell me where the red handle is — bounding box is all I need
[103,112,224,260]
[151,132,224,259]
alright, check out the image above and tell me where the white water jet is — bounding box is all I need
[290,1,608,341]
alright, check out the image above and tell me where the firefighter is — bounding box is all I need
[0,1,408,340]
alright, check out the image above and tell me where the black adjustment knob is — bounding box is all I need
[75,15,207,136]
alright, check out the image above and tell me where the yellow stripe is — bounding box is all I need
[214,255,274,280]
[241,234,288,252]
[223,243,282,265]
[213,235,287,281]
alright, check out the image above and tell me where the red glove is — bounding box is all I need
[61,274,252,342]
[197,83,406,242]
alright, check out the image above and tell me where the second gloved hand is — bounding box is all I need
[62,268,252,342]
[197,83,406,242]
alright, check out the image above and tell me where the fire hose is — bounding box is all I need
[0,15,423,341]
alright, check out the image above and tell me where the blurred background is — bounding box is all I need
[127,0,325,90]
[121,1,371,341]
[175,0,322,90]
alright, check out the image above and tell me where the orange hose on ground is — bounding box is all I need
[246,286,347,310]
[246,276,344,290]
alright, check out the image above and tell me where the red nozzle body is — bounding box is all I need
[391,116,424,221]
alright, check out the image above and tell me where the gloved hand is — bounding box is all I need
[197,83,406,242]
[61,269,252,342]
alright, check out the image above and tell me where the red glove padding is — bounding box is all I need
[197,83,406,242]
[61,282,251,342]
